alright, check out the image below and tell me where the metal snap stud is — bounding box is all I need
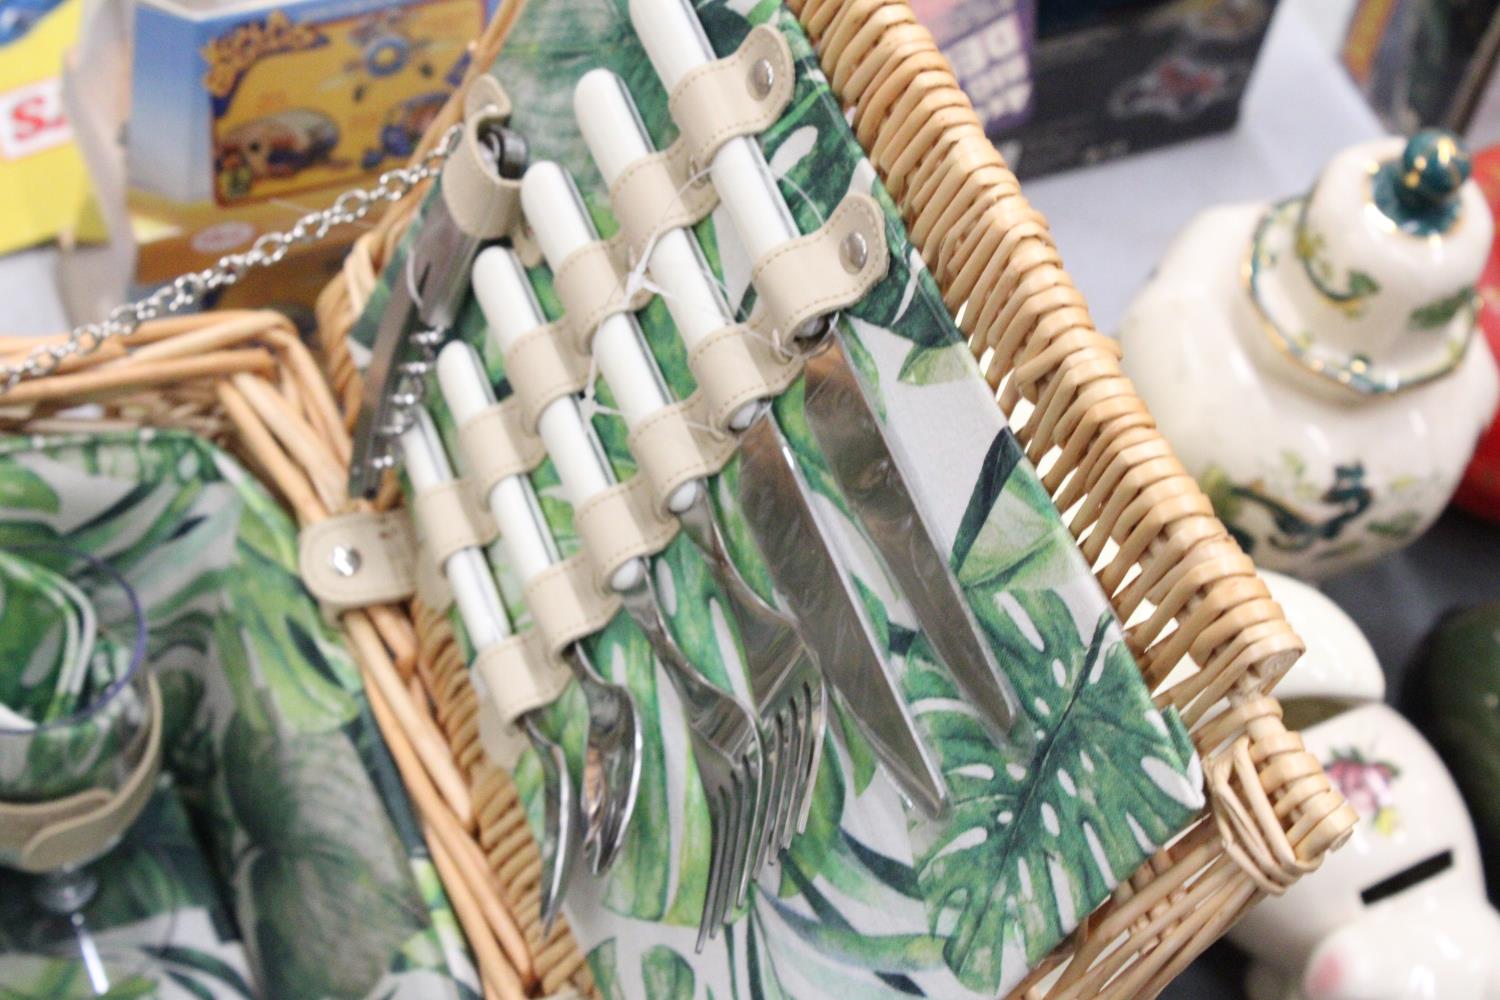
[839,230,868,273]
[331,545,362,577]
[748,58,775,100]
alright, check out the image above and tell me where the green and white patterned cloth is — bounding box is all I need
[0,547,143,803]
[0,431,479,999]
[352,1,1207,996]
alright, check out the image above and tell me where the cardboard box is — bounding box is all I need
[0,0,107,256]
[1342,0,1500,148]
[991,0,1279,179]
[911,0,1036,135]
[124,0,488,305]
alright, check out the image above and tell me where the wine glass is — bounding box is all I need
[0,546,161,995]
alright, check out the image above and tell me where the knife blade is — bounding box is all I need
[737,408,949,818]
[802,335,1021,740]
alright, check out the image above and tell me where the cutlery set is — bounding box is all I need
[354,0,1025,947]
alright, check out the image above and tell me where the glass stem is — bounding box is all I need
[34,866,111,994]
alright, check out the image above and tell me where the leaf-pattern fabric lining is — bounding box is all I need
[348,3,1206,995]
[0,431,480,1000]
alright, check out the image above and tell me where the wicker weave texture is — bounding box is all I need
[0,1,1359,997]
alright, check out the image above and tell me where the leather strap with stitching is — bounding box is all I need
[751,192,890,338]
[553,236,651,351]
[442,75,521,241]
[299,510,418,615]
[575,475,678,590]
[608,137,719,262]
[412,479,498,610]
[687,322,803,429]
[669,23,795,173]
[504,320,592,432]
[471,629,572,769]
[457,398,546,495]
[523,555,622,657]
[628,392,739,511]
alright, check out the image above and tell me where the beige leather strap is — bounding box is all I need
[0,676,163,874]
[628,392,739,511]
[553,236,651,350]
[669,24,796,172]
[457,399,546,495]
[576,475,678,590]
[299,510,418,614]
[413,479,498,610]
[523,554,622,656]
[442,75,521,241]
[688,322,803,429]
[504,320,591,432]
[471,629,572,769]
[464,71,513,120]
[751,192,890,338]
[608,137,719,262]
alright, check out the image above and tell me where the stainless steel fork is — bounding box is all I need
[520,714,575,934]
[679,491,826,882]
[617,575,763,951]
[565,644,641,874]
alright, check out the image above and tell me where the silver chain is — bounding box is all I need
[1,123,462,394]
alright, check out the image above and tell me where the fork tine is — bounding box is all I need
[734,756,763,908]
[774,707,810,857]
[709,780,736,935]
[714,780,738,926]
[760,715,793,870]
[797,683,827,835]
[752,718,786,874]
[789,683,824,842]
[721,771,753,924]
[696,782,729,952]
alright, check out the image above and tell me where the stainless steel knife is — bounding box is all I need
[802,334,1021,740]
[736,408,949,818]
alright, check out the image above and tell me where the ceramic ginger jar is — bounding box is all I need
[1120,130,1500,579]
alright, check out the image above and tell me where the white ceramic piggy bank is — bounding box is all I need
[1229,700,1500,999]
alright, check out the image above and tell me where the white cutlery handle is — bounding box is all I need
[435,341,557,585]
[399,409,512,650]
[519,162,701,513]
[466,246,645,593]
[574,70,755,430]
[629,0,815,337]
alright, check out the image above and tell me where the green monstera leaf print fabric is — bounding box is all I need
[0,784,258,1000]
[0,431,479,1000]
[348,1,1206,995]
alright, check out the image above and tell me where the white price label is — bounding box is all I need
[0,77,72,161]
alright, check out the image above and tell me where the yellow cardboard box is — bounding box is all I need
[0,0,107,256]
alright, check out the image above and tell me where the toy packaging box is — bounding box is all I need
[989,0,1280,179]
[0,0,106,256]
[126,0,490,308]
[909,0,1036,136]
[1342,0,1500,148]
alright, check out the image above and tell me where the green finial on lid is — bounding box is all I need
[1375,129,1470,235]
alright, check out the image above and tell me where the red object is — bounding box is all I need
[1455,146,1500,520]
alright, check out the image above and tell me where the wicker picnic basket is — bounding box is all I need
[0,0,1359,997]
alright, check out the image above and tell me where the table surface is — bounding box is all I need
[5,3,1498,997]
